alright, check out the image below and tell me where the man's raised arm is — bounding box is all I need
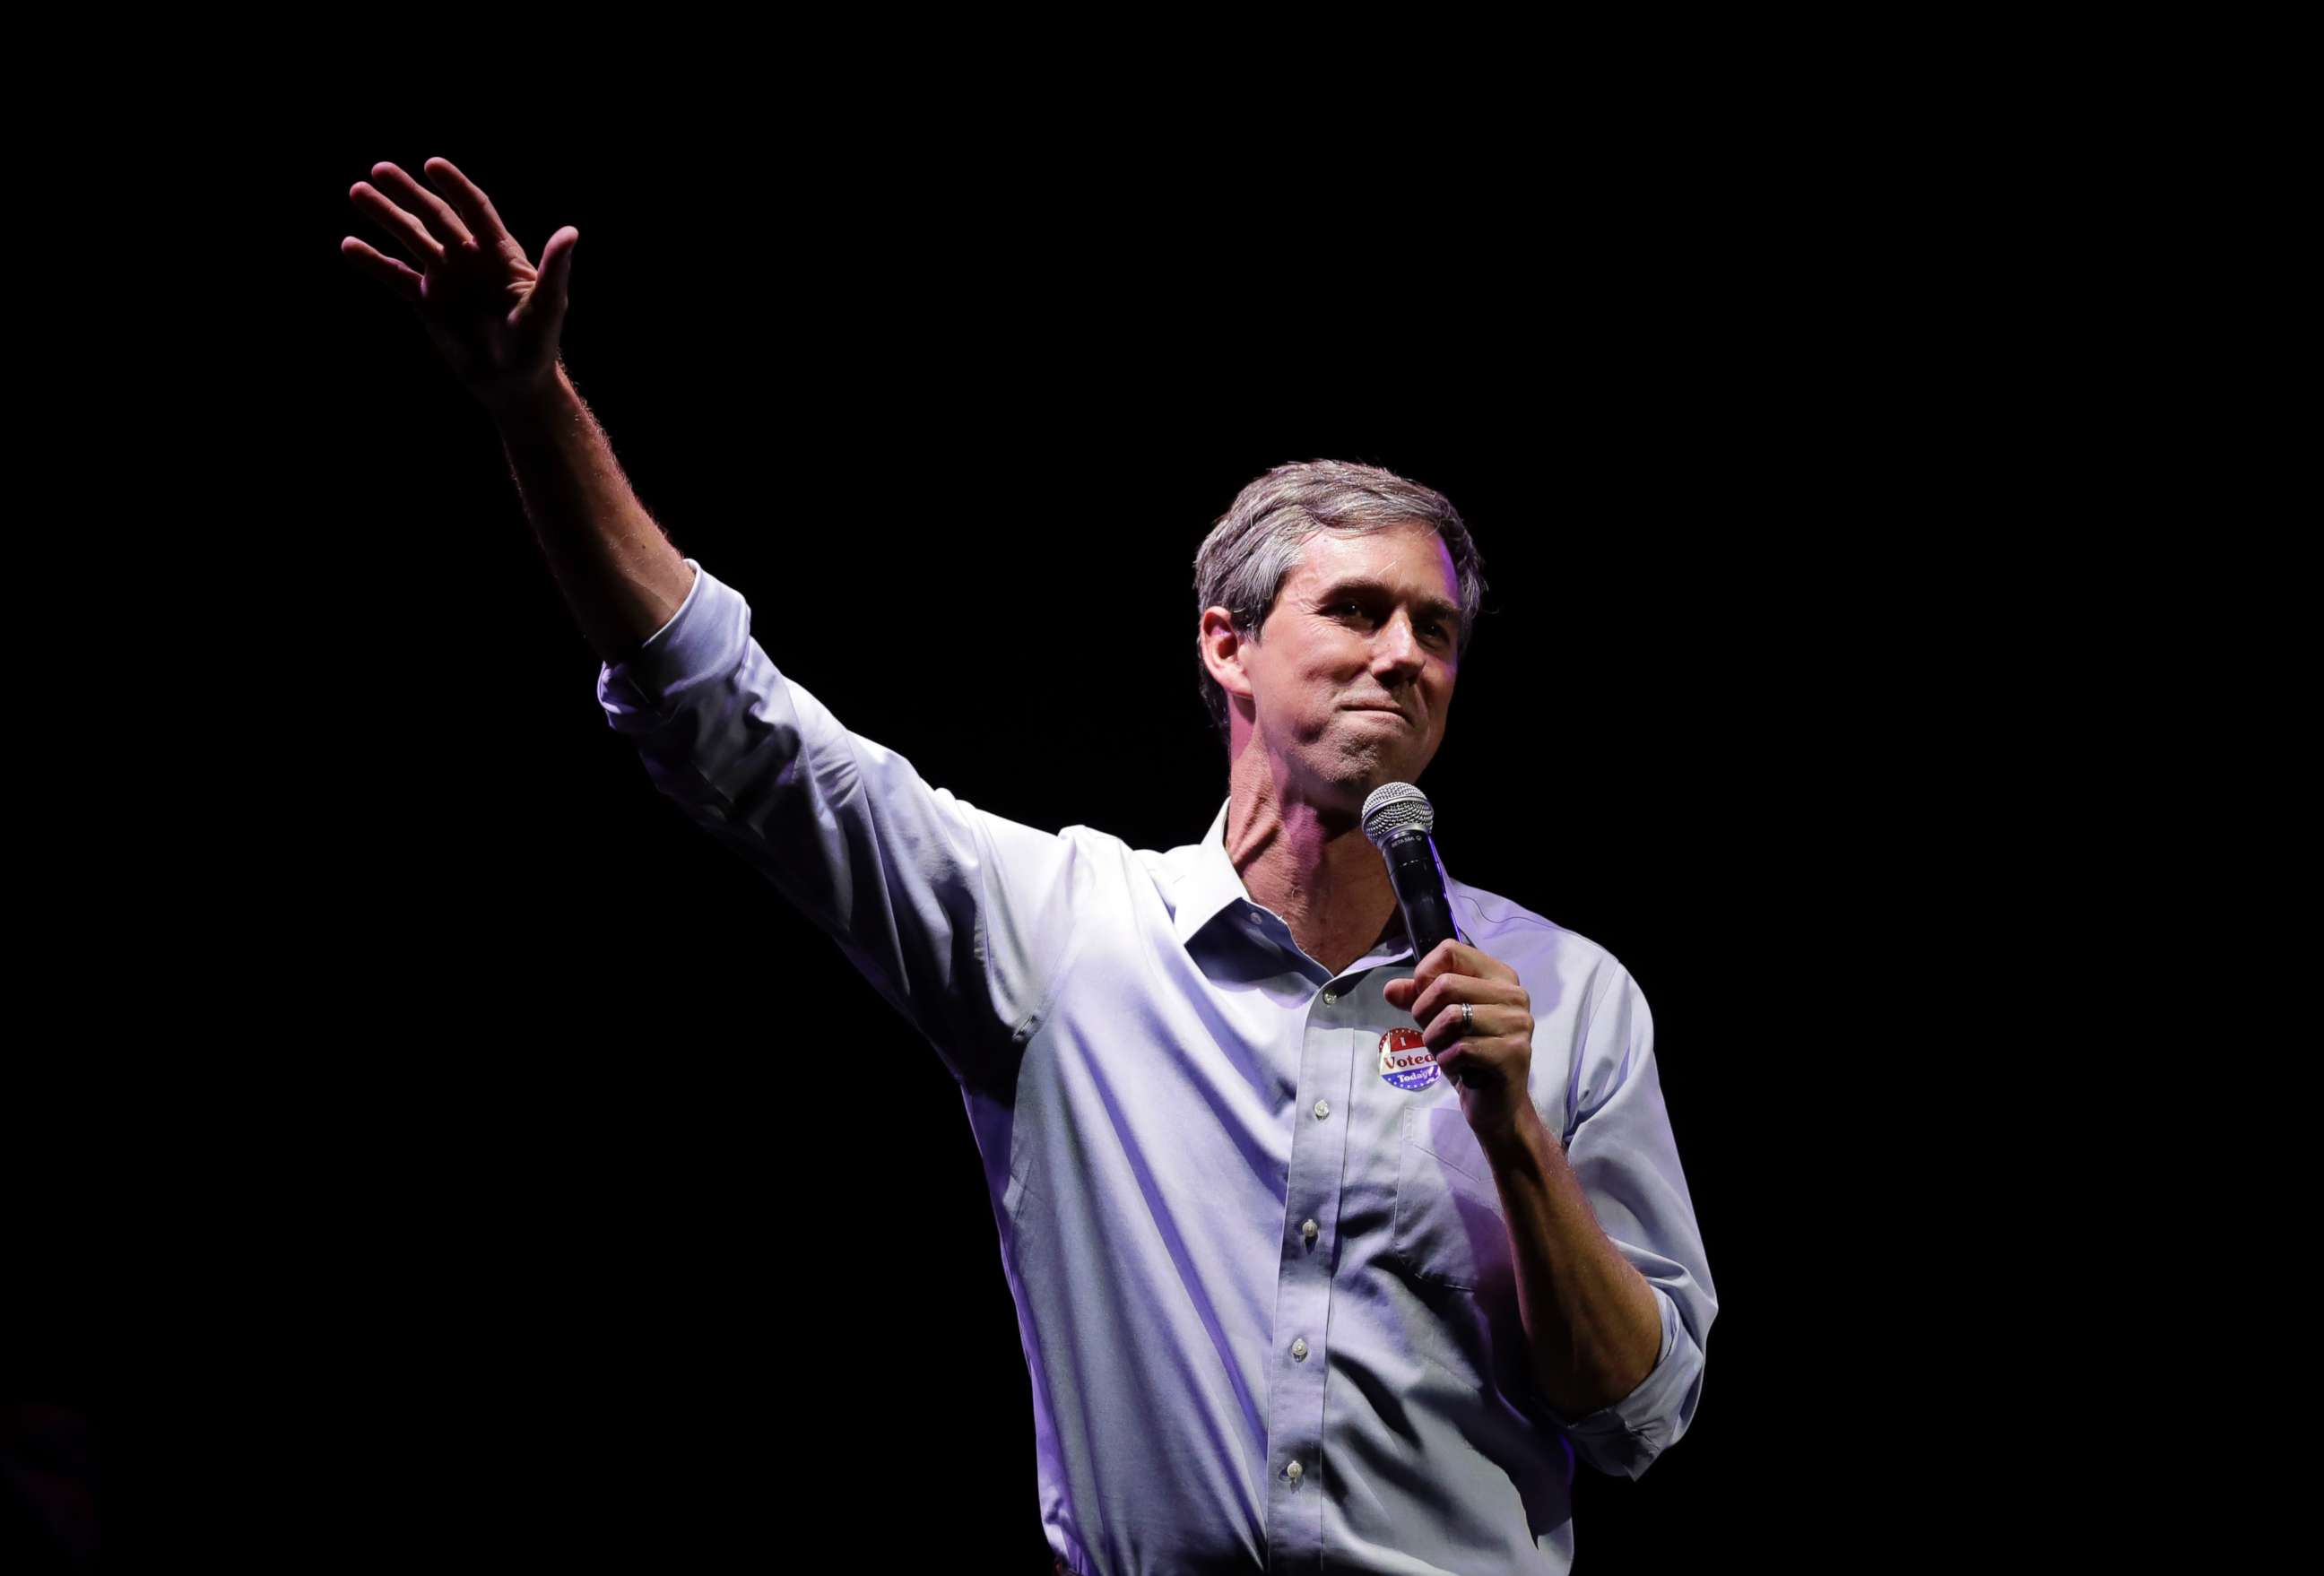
[343,156,1088,1085]
[342,155,692,663]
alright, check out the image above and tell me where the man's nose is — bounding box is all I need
[1372,613,1426,675]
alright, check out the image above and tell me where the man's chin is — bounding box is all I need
[1330,754,1428,808]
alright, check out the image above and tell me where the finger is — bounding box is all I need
[1432,1041,1485,1090]
[1420,1003,1472,1052]
[1419,1000,1463,1052]
[1409,941,1455,991]
[534,226,577,306]
[1424,939,1515,986]
[421,157,516,250]
[520,227,577,332]
[1432,1043,1507,1101]
[1409,972,1522,1027]
[368,161,476,249]
[1448,940,1516,983]
[1414,938,1483,988]
[349,182,443,266]
[1422,1000,1518,1053]
[1408,974,1466,1025]
[339,236,424,304]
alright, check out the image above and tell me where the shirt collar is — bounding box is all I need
[1162,797,1467,957]
[1165,799,1254,948]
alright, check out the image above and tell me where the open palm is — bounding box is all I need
[342,157,577,410]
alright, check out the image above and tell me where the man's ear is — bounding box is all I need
[1199,607,1255,701]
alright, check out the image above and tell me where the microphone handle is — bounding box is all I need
[1382,829,1467,1086]
[1383,829,1459,957]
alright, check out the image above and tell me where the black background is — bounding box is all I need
[14,105,2043,1570]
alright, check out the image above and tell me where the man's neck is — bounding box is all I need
[1225,752,1404,978]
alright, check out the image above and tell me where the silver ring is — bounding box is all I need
[1460,1002,1473,1035]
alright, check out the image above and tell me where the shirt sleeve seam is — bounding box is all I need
[1580,963,1627,1060]
[998,829,1098,1056]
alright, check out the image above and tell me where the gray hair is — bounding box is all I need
[1192,459,1487,740]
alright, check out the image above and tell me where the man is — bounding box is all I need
[343,157,1714,1575]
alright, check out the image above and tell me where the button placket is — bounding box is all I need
[1263,960,1354,1562]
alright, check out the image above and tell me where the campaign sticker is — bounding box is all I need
[1378,1026,1438,1092]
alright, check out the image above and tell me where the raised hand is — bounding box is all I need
[342,158,577,411]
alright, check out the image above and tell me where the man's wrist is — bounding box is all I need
[487,361,577,436]
[1477,1098,1559,1176]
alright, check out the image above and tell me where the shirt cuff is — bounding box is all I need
[599,559,716,712]
[1549,1285,1686,1442]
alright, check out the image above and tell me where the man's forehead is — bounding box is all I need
[1286,523,1459,593]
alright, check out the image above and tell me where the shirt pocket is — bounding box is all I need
[1390,1100,1512,1292]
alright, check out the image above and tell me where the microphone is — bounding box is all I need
[1362,782,1459,958]
[1362,783,1466,1083]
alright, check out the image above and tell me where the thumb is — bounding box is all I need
[523,225,578,333]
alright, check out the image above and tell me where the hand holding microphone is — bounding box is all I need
[1366,784,1539,1141]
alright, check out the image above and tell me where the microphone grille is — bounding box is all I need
[1361,782,1435,847]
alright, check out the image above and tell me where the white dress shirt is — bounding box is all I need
[598,559,1715,1574]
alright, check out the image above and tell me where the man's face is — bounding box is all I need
[1233,521,1463,810]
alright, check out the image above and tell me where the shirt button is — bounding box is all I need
[1300,1218,1319,1244]
[1312,1100,1331,1121]
[1291,1338,1309,1361]
[1284,1459,1304,1483]
[1321,990,1338,1005]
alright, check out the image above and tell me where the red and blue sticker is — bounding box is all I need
[1378,1026,1437,1092]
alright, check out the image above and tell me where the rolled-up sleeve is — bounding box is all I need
[596,559,1088,1087]
[1548,966,1715,1479]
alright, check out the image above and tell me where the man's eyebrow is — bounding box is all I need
[1312,577,1464,626]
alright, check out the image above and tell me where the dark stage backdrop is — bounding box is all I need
[91,126,1964,1570]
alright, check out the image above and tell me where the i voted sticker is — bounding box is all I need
[1379,1026,1438,1092]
